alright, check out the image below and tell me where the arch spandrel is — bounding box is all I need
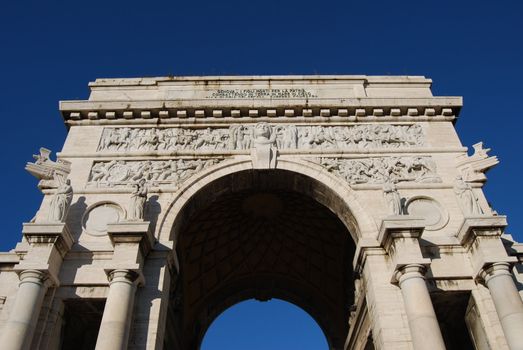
[156,157,379,247]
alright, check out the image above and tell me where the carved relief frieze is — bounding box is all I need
[319,156,441,185]
[97,124,425,152]
[87,158,222,188]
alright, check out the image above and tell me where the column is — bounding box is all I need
[479,262,523,350]
[378,216,445,350]
[95,269,138,350]
[395,264,446,350]
[457,216,523,350]
[0,270,48,350]
[95,221,153,350]
[1,222,72,350]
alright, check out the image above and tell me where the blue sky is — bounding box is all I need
[1,1,522,347]
[201,299,328,349]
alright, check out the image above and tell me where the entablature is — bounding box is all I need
[60,97,461,124]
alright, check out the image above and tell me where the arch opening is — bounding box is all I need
[164,169,358,350]
[200,298,329,350]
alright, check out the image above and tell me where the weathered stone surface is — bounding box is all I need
[0,75,520,350]
[97,124,425,152]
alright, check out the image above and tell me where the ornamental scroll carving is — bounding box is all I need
[98,124,424,152]
[87,159,221,188]
[319,156,441,184]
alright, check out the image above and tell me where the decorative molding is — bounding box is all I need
[318,156,442,184]
[60,99,461,122]
[87,158,223,188]
[404,196,449,231]
[82,202,125,237]
[97,124,425,153]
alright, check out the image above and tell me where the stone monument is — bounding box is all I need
[0,75,522,350]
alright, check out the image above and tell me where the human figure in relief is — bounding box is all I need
[128,179,148,221]
[454,176,483,215]
[48,179,73,222]
[383,182,402,215]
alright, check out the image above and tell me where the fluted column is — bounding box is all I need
[0,270,48,350]
[395,264,446,350]
[95,269,138,350]
[479,262,523,350]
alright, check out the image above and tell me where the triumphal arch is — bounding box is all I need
[0,75,522,350]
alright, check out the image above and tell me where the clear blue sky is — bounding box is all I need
[1,1,522,348]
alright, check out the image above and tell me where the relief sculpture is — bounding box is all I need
[98,124,424,152]
[88,158,221,187]
[319,156,441,184]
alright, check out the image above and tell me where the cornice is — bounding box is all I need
[59,97,461,123]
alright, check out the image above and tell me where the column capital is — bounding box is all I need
[378,216,431,283]
[393,263,428,285]
[106,221,153,286]
[107,269,140,285]
[18,269,49,285]
[477,262,514,285]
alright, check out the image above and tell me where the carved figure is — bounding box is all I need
[252,123,277,169]
[48,179,73,222]
[320,156,441,185]
[253,123,276,146]
[283,125,298,149]
[128,179,148,221]
[88,159,221,188]
[26,148,71,189]
[383,182,402,215]
[456,142,499,182]
[97,124,425,153]
[454,176,483,215]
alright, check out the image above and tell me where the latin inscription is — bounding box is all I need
[206,88,317,99]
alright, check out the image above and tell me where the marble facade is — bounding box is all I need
[0,75,522,350]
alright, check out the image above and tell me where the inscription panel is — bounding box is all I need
[206,88,318,99]
[98,124,425,152]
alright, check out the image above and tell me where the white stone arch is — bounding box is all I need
[156,156,378,247]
